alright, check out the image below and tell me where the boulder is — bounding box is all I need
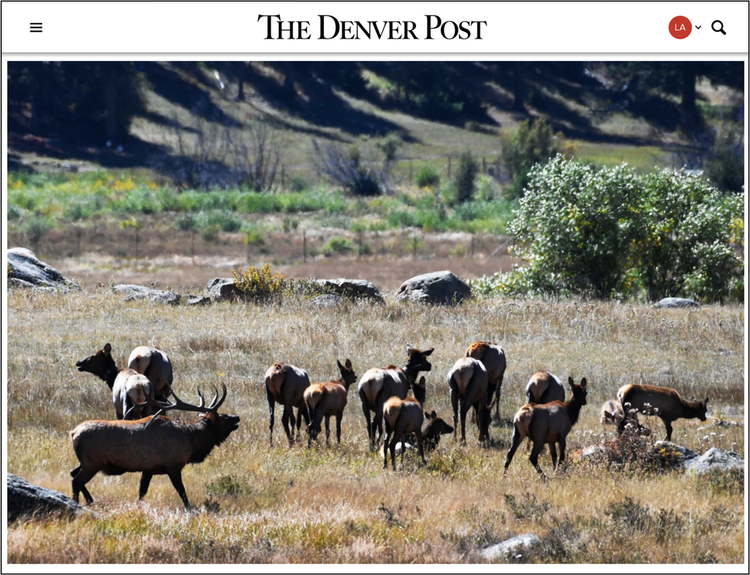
[206,277,242,301]
[314,278,383,302]
[395,270,471,305]
[7,247,80,291]
[112,284,182,305]
[7,473,95,522]
[654,297,700,308]
[480,533,542,561]
[685,447,744,475]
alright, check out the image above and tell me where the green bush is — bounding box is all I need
[454,151,478,204]
[415,164,440,188]
[480,156,743,302]
[501,118,564,199]
[321,236,354,256]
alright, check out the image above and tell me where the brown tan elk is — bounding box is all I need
[447,356,491,444]
[304,359,357,447]
[76,343,155,420]
[600,399,625,427]
[265,362,311,446]
[70,384,240,509]
[127,346,174,401]
[382,377,428,470]
[358,345,434,451]
[380,409,455,458]
[525,370,565,404]
[617,383,708,442]
[464,342,506,421]
[504,377,588,477]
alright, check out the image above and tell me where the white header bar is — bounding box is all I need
[2,2,748,55]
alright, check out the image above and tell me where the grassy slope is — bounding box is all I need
[6,291,744,564]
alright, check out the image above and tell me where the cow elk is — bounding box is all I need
[304,359,357,447]
[265,362,311,446]
[525,371,565,404]
[358,345,433,451]
[127,346,174,400]
[70,384,240,509]
[504,377,588,477]
[447,356,491,444]
[382,377,427,470]
[76,343,155,420]
[465,342,507,421]
[617,383,708,442]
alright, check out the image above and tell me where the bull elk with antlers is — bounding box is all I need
[69,385,240,509]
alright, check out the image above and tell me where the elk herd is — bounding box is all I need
[70,341,710,508]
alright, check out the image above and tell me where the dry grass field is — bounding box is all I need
[4,284,745,565]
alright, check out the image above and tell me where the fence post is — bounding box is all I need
[448,156,452,179]
[303,229,307,263]
[409,160,413,186]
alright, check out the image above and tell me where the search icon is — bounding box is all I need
[712,20,726,35]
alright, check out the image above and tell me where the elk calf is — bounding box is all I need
[304,359,357,447]
[70,385,239,509]
[383,377,427,470]
[465,342,507,421]
[504,377,588,476]
[447,356,490,444]
[265,362,311,446]
[600,399,625,426]
[127,346,174,400]
[617,383,708,442]
[76,343,155,420]
[358,345,433,451]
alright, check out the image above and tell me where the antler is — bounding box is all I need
[125,384,228,425]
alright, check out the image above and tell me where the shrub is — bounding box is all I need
[481,156,743,302]
[311,140,384,197]
[24,216,52,249]
[288,176,309,192]
[232,264,286,302]
[454,150,478,204]
[501,118,565,199]
[704,126,744,193]
[415,164,440,188]
[321,236,354,256]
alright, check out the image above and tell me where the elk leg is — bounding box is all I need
[549,443,558,470]
[558,438,567,469]
[450,382,459,441]
[504,426,523,474]
[71,467,97,505]
[373,395,386,451]
[359,389,373,448]
[267,388,276,447]
[529,441,546,476]
[281,404,294,445]
[167,470,191,509]
[335,412,343,445]
[416,431,426,465]
[383,420,392,469]
[139,473,153,500]
[324,415,331,447]
[460,401,472,444]
[663,419,673,442]
[300,403,311,441]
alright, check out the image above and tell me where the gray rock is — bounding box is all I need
[185,295,212,306]
[206,277,242,301]
[480,533,543,561]
[654,297,700,308]
[685,448,744,475]
[311,294,345,307]
[113,284,182,305]
[395,270,471,305]
[652,440,699,469]
[315,278,383,302]
[7,247,80,291]
[7,473,95,522]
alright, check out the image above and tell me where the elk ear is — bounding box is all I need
[406,344,412,355]
[580,378,587,390]
[345,359,352,369]
[337,359,344,371]
[419,376,426,386]
[431,410,437,419]
[422,348,434,356]
[704,397,709,405]
[425,411,431,419]
[568,376,575,389]
[103,343,112,355]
